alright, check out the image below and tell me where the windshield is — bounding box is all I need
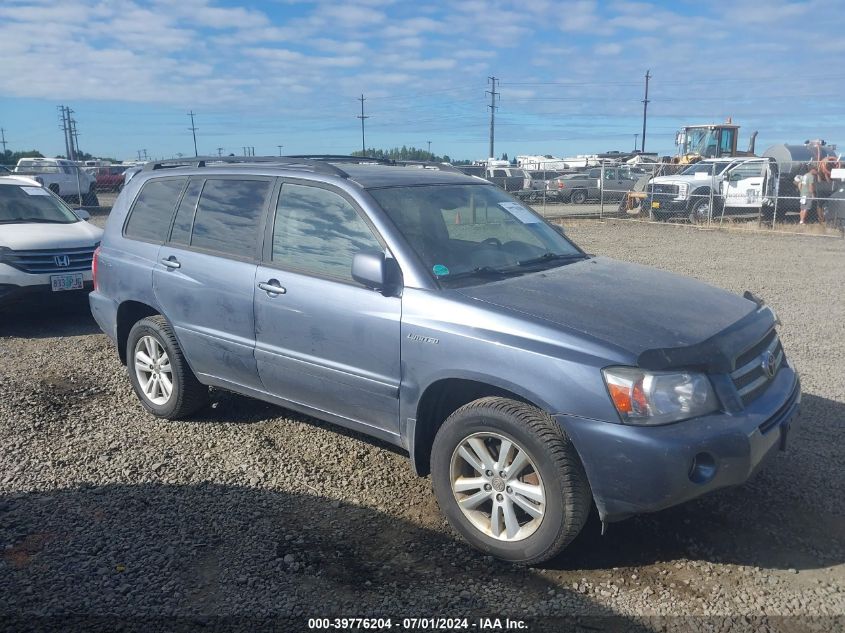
[0,184,79,224]
[369,184,585,286]
[680,162,729,176]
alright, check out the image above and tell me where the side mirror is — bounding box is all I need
[73,209,90,221]
[352,250,398,292]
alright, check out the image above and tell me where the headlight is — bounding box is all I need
[602,367,719,425]
[676,183,689,200]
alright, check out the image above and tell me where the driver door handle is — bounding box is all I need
[160,257,180,269]
[258,280,286,295]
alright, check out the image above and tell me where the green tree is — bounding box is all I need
[1,149,43,165]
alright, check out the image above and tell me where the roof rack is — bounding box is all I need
[390,160,462,173]
[141,156,351,178]
[287,154,394,166]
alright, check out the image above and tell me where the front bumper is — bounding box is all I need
[645,194,689,215]
[558,363,800,522]
[1,260,93,306]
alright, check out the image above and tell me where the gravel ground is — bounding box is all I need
[1,216,843,632]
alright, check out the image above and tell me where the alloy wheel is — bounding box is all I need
[134,335,173,406]
[449,432,546,541]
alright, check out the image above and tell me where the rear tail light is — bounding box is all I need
[92,245,101,291]
[558,181,565,189]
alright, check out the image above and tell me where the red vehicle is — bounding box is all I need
[90,165,128,192]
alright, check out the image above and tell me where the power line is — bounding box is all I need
[357,94,369,154]
[486,76,499,159]
[187,110,198,157]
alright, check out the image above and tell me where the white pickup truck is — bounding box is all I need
[646,157,778,223]
[13,158,98,205]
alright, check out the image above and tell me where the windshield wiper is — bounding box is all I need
[0,218,68,224]
[438,266,523,282]
[515,252,587,268]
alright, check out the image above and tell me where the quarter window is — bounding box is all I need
[190,179,270,257]
[271,183,382,281]
[124,178,186,242]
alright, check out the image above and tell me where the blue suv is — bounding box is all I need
[90,156,800,564]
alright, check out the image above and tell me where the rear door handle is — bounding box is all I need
[160,257,180,269]
[258,280,286,295]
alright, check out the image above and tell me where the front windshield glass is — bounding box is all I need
[680,162,729,176]
[370,184,585,285]
[0,184,79,224]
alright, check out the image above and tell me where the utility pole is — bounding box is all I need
[69,112,80,160]
[217,147,223,157]
[357,94,369,154]
[58,106,71,160]
[486,76,499,160]
[641,70,650,153]
[0,128,7,155]
[143,149,148,160]
[427,140,432,156]
[277,144,284,156]
[187,111,198,157]
[137,150,143,160]
[634,134,639,151]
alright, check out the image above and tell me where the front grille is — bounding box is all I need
[731,329,784,405]
[2,246,96,274]
[649,183,679,196]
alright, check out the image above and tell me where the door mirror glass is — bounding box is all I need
[73,209,90,221]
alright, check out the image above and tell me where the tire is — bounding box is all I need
[689,197,712,224]
[431,397,591,564]
[126,315,209,419]
[570,189,587,204]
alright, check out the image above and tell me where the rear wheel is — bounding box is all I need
[126,315,208,419]
[431,397,591,564]
[570,189,587,204]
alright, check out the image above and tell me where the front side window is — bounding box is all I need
[0,184,79,224]
[271,183,382,281]
[124,178,186,242]
[370,184,584,285]
[190,179,271,257]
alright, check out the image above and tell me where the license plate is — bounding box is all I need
[50,272,84,292]
[651,201,660,209]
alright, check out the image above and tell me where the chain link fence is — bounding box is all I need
[4,154,842,234]
[470,157,845,236]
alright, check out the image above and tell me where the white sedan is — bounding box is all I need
[0,176,103,305]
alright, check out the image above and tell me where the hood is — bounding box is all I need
[650,174,703,185]
[457,256,757,361]
[0,220,103,250]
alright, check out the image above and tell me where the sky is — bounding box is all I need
[1,0,844,162]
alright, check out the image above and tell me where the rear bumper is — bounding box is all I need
[558,364,801,522]
[88,290,118,343]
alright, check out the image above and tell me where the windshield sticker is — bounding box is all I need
[498,201,540,224]
[22,187,50,196]
[432,264,450,277]
[694,171,710,180]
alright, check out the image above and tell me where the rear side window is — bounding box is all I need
[190,178,271,257]
[124,178,186,242]
[169,179,203,245]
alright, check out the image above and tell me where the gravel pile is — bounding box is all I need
[0,217,843,630]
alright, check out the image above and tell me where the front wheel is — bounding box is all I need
[570,189,587,204]
[431,397,591,564]
[689,198,712,224]
[126,315,209,419]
